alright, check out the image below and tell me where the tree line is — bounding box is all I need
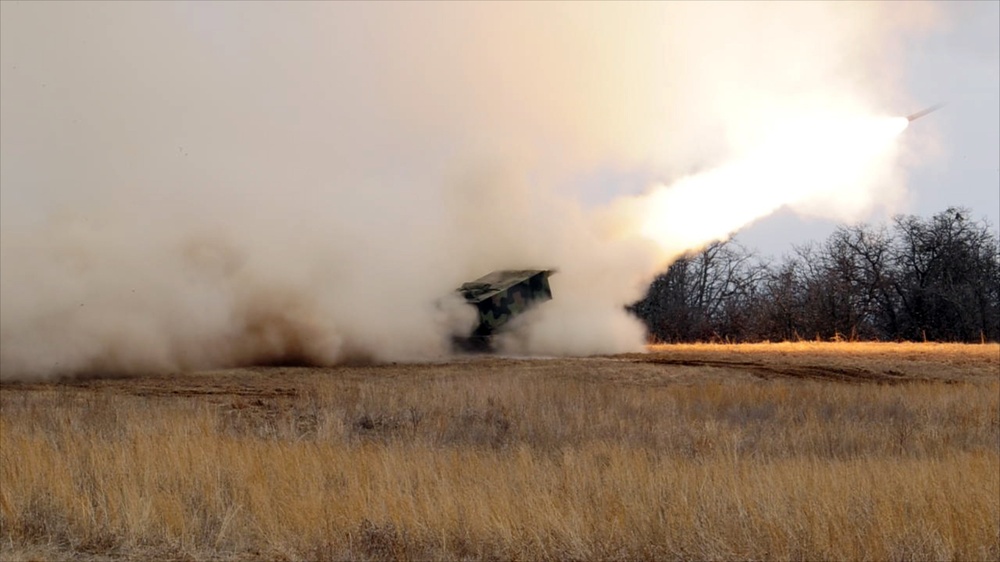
[630,207,1000,343]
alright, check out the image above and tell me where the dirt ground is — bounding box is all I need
[3,342,996,400]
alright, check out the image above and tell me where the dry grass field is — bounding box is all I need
[1,342,998,561]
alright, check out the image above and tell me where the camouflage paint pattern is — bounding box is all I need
[454,269,554,351]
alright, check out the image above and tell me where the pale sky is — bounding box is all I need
[739,0,999,256]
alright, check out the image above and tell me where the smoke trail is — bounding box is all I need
[613,112,911,259]
[0,2,936,380]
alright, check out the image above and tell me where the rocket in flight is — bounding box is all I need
[906,103,945,122]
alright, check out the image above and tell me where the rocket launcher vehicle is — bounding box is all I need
[453,269,554,351]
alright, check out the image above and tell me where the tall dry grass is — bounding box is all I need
[1,345,998,560]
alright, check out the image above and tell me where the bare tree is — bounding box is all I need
[631,207,999,343]
[892,208,1000,341]
[631,239,765,342]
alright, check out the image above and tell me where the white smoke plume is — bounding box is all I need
[0,2,936,380]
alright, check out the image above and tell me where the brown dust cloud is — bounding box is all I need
[0,3,939,380]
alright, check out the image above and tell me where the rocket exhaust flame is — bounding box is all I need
[624,111,911,259]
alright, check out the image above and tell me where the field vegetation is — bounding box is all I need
[1,342,998,561]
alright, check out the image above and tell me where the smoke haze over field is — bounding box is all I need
[0,2,937,380]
